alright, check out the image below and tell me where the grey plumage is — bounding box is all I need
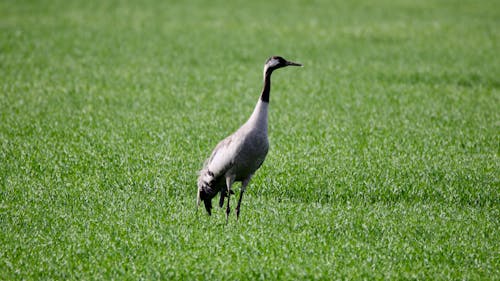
[197,56,302,221]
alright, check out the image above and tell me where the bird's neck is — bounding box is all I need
[246,99,268,131]
[246,72,272,130]
[260,71,272,103]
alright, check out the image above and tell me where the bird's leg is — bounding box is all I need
[235,190,245,220]
[226,193,231,223]
[219,189,225,208]
[220,188,235,208]
[225,175,235,223]
[236,177,251,220]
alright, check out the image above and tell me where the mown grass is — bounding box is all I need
[1,0,499,280]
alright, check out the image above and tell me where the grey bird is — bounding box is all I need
[197,56,302,221]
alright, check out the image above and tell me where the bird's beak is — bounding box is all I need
[286,60,303,67]
[203,199,212,216]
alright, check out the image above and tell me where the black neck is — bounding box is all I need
[260,71,272,103]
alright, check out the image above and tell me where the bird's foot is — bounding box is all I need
[235,207,241,220]
[225,207,230,223]
[226,206,231,216]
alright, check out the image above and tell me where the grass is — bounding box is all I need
[1,0,499,279]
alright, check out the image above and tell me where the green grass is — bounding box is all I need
[1,0,499,279]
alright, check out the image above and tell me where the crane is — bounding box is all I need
[197,56,302,221]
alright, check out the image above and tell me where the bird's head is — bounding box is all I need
[263,56,302,77]
[197,170,217,216]
[197,188,214,216]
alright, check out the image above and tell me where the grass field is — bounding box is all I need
[1,0,499,279]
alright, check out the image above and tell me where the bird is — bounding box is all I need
[197,56,302,221]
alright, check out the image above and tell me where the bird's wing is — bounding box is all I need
[206,133,242,178]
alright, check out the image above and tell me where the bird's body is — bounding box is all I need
[197,56,302,221]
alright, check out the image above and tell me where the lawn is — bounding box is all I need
[1,0,499,279]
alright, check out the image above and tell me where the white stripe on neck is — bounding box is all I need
[246,99,268,131]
